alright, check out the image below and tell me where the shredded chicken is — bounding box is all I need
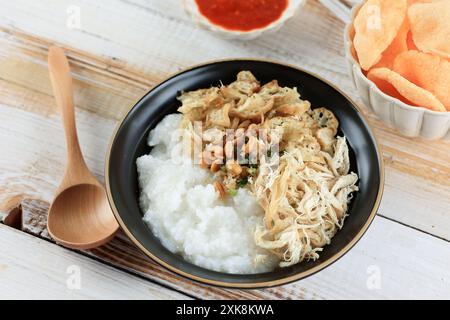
[253,136,358,266]
[176,71,359,268]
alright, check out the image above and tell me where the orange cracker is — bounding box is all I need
[367,67,447,112]
[408,1,450,59]
[406,31,418,50]
[353,0,407,71]
[393,50,450,111]
[373,15,409,69]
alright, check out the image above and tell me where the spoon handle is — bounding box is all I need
[48,47,89,178]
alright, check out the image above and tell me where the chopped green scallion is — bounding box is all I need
[237,177,248,188]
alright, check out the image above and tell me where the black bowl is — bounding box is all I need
[105,59,384,288]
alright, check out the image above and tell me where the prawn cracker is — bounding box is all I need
[393,50,450,111]
[353,0,407,70]
[373,15,409,69]
[367,67,446,112]
[406,31,418,50]
[408,1,450,59]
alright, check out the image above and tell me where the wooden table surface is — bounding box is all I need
[0,0,449,300]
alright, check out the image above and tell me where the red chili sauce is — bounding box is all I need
[195,0,289,32]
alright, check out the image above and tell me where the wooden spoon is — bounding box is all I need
[47,46,119,249]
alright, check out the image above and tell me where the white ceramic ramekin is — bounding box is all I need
[183,0,306,40]
[344,2,450,140]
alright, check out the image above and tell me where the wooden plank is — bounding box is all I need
[5,197,450,299]
[0,1,449,239]
[96,217,450,299]
[0,224,190,299]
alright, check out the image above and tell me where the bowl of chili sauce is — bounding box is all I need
[183,0,306,39]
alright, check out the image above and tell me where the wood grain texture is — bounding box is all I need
[0,0,449,299]
[6,197,450,300]
[0,224,190,299]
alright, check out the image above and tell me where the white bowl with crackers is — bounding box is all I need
[344,0,450,140]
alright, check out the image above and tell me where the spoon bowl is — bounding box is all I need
[47,46,119,249]
[48,183,118,249]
